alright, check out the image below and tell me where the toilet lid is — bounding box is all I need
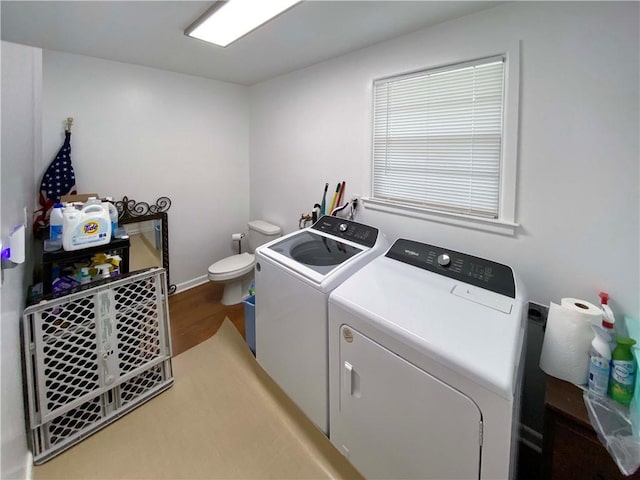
[208,253,255,276]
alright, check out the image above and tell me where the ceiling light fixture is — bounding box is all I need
[185,0,302,48]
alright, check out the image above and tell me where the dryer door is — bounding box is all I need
[333,325,482,480]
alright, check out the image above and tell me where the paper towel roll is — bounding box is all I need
[559,298,603,323]
[539,299,603,385]
[231,233,245,241]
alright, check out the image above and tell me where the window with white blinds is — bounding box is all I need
[372,56,506,219]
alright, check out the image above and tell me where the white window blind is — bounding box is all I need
[372,56,505,219]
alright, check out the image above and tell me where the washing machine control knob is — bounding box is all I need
[339,223,348,232]
[437,253,451,267]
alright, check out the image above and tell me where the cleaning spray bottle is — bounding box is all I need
[588,325,612,397]
[609,337,637,405]
[599,291,616,350]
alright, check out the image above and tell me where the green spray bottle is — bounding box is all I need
[609,337,637,405]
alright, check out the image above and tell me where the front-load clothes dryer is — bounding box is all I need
[255,216,388,434]
[328,238,527,480]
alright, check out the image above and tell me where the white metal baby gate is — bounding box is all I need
[21,268,173,464]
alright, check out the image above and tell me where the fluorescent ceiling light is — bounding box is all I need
[186,0,302,47]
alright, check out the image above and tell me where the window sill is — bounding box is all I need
[361,197,519,236]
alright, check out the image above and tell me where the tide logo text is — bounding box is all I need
[83,221,100,235]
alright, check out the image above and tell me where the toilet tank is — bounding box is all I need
[247,220,281,252]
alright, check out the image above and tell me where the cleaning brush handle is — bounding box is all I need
[329,182,341,213]
[320,183,328,215]
[336,181,346,210]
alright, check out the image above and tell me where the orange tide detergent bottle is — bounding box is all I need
[62,199,112,251]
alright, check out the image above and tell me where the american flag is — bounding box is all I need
[33,130,77,234]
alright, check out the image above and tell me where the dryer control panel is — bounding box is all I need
[385,238,516,298]
[312,216,378,248]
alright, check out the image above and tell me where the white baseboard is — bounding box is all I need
[25,451,33,480]
[174,275,208,294]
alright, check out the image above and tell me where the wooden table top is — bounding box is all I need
[544,376,591,428]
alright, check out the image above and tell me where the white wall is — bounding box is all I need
[1,40,41,480]
[1,3,637,470]
[42,51,251,290]
[250,1,640,319]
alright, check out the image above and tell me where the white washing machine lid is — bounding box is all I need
[329,249,526,400]
[265,230,363,274]
[208,252,254,276]
[256,217,388,290]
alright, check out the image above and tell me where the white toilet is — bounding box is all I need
[207,220,281,305]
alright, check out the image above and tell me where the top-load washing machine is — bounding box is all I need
[328,238,527,480]
[254,216,388,434]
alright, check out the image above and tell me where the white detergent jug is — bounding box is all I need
[62,203,112,251]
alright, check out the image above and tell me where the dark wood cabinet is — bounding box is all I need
[542,376,640,480]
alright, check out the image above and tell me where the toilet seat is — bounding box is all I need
[208,252,255,282]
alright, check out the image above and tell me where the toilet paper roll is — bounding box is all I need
[231,233,244,241]
[539,299,603,385]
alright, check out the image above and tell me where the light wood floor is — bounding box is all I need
[168,281,246,356]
